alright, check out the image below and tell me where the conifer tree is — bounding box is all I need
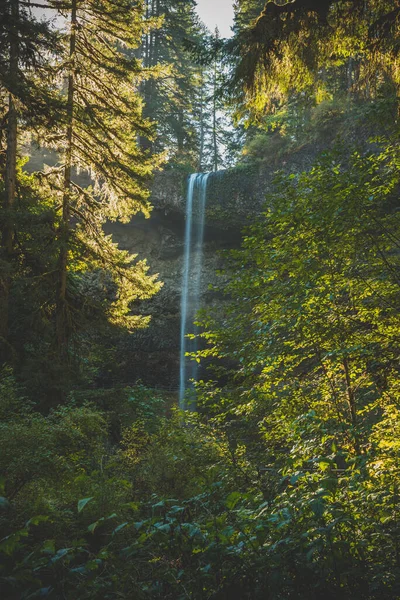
[140,0,203,163]
[40,0,162,362]
[191,28,237,172]
[0,0,59,362]
[0,0,18,358]
[1,1,163,396]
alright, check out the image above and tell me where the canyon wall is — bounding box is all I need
[26,144,321,391]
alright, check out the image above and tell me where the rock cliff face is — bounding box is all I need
[107,146,322,391]
[105,210,241,390]
[25,144,321,391]
[149,144,322,227]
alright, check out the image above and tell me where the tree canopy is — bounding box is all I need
[229,0,400,118]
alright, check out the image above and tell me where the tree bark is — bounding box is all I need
[212,29,219,172]
[198,69,205,172]
[212,54,218,172]
[343,356,361,454]
[0,0,19,362]
[177,109,184,153]
[139,0,153,151]
[56,0,77,356]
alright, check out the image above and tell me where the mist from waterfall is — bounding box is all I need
[179,173,210,408]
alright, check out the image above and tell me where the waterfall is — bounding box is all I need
[179,173,210,408]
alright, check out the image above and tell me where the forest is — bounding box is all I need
[0,0,400,598]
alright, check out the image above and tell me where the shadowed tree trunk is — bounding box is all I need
[212,31,219,172]
[198,69,205,172]
[56,0,77,357]
[0,0,19,364]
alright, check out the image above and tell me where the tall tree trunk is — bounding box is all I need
[177,109,184,153]
[343,356,360,454]
[139,0,153,150]
[212,29,219,172]
[0,0,19,362]
[198,70,205,172]
[347,56,354,97]
[56,0,77,356]
[212,58,218,172]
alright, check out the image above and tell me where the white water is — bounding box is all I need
[179,173,210,408]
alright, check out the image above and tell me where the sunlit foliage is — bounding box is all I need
[230,0,400,117]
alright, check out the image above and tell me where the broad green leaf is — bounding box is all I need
[113,522,129,535]
[78,497,93,513]
[226,492,242,509]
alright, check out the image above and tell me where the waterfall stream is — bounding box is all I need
[179,173,210,408]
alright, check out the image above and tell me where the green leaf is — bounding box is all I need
[0,529,29,555]
[88,520,101,534]
[169,505,185,515]
[310,499,324,518]
[201,564,212,574]
[290,473,304,485]
[0,496,10,510]
[78,497,94,513]
[226,491,242,509]
[49,548,71,564]
[42,540,56,555]
[26,515,49,527]
[70,566,86,575]
[113,522,129,535]
[318,459,332,472]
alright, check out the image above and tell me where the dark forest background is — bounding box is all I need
[0,1,400,598]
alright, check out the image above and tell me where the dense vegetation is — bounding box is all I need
[0,0,400,598]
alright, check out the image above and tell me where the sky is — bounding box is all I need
[31,1,236,39]
[196,0,235,38]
